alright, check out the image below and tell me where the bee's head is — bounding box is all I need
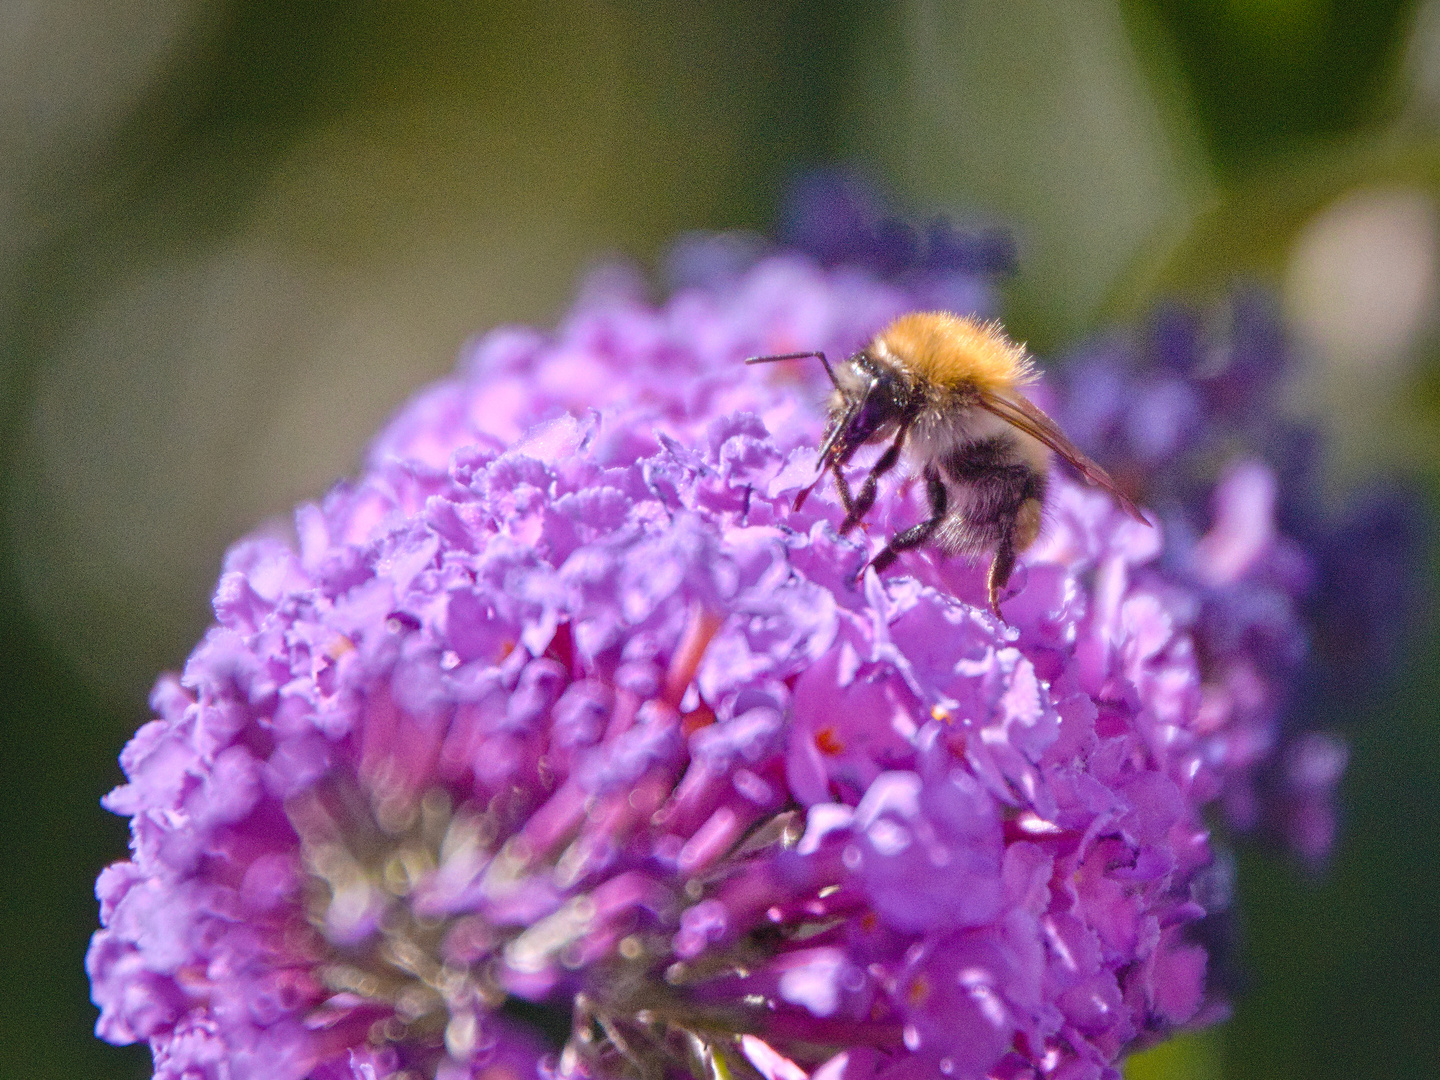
[821,350,916,463]
[740,343,918,464]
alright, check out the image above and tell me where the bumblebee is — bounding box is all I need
[748,312,1148,615]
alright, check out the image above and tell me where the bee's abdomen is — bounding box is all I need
[934,436,1047,554]
[941,435,1027,481]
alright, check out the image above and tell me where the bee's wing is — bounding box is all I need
[976,389,1151,525]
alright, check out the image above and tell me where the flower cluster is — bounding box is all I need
[92,251,1313,1080]
[1052,292,1427,862]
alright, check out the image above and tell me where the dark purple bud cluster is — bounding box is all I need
[1051,291,1428,862]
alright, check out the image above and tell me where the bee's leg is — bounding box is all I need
[986,537,1018,617]
[985,489,1044,617]
[828,458,859,520]
[863,466,946,577]
[840,424,910,534]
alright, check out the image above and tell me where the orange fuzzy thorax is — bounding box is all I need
[873,312,1035,392]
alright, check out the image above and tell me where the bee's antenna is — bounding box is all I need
[744,350,841,392]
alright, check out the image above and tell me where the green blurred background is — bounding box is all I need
[3,1,1438,1077]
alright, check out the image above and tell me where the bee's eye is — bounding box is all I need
[847,394,891,443]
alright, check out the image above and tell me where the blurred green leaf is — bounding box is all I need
[1126,1029,1225,1080]
[1221,607,1440,1079]
[839,0,1214,352]
[1126,0,1421,175]
[1105,134,1440,311]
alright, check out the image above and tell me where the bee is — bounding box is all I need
[747,311,1148,616]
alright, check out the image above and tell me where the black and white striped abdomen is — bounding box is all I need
[928,432,1047,555]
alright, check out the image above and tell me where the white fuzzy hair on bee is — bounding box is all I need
[747,311,1149,618]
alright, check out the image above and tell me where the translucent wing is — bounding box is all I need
[976,389,1150,524]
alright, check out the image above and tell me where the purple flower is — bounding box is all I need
[1051,291,1429,863]
[93,252,1302,1080]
